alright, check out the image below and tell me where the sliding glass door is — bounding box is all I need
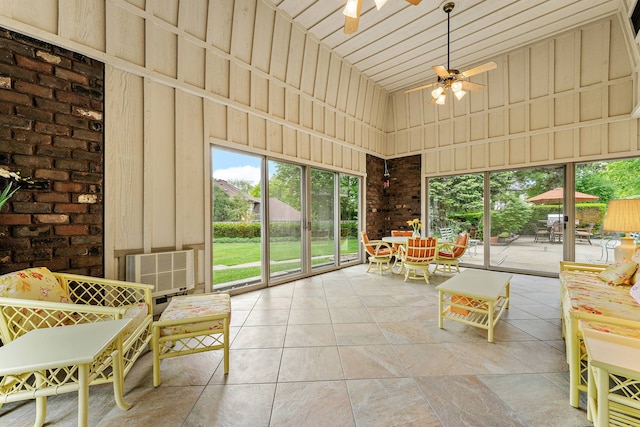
[268,160,304,281]
[212,147,362,291]
[310,169,336,272]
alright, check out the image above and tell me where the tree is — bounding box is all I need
[268,162,301,210]
[606,159,640,198]
[212,185,252,222]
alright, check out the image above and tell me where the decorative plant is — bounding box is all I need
[406,218,422,234]
[0,167,31,211]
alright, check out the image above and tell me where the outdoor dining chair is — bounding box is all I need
[397,237,437,284]
[361,232,394,275]
[575,222,595,245]
[434,232,469,274]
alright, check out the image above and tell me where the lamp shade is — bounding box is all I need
[602,199,640,233]
[602,199,640,262]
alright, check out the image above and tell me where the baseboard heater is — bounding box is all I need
[126,249,195,298]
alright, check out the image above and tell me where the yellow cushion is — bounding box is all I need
[158,294,230,337]
[0,267,71,303]
[598,262,638,286]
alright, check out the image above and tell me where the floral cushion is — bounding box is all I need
[598,262,638,286]
[565,280,640,323]
[122,303,149,338]
[158,294,230,337]
[0,267,70,303]
[631,282,640,305]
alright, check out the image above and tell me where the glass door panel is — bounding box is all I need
[339,174,360,264]
[428,174,484,267]
[574,159,640,265]
[489,167,563,274]
[268,160,303,280]
[310,169,336,271]
[211,148,263,291]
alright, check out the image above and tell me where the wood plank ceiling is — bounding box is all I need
[268,0,623,94]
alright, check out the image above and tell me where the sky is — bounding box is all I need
[212,149,262,185]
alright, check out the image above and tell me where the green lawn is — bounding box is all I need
[212,238,359,284]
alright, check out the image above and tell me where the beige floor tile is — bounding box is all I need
[270,381,355,427]
[244,309,289,326]
[333,323,387,345]
[278,347,343,382]
[329,307,375,323]
[339,345,409,379]
[415,375,528,426]
[209,348,282,384]
[347,378,441,426]
[394,343,475,376]
[284,324,336,347]
[184,384,276,427]
[480,373,591,426]
[287,308,331,324]
[231,325,287,349]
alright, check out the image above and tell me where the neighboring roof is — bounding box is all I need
[213,179,300,221]
[267,198,301,221]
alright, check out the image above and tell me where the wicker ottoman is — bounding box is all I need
[151,293,230,386]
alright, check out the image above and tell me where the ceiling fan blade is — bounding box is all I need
[405,0,422,4]
[461,81,485,91]
[432,65,449,78]
[344,15,359,34]
[343,0,362,34]
[404,81,439,94]
[459,61,497,78]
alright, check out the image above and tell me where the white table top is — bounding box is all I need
[582,327,640,373]
[0,319,131,374]
[435,269,512,299]
[382,236,411,244]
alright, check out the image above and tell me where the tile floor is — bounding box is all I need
[1,265,593,426]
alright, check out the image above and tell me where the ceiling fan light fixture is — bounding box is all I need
[373,0,388,10]
[343,0,359,18]
[451,81,463,92]
[454,89,466,100]
[435,94,446,105]
[431,87,444,99]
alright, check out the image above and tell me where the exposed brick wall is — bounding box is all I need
[365,154,421,239]
[0,28,104,276]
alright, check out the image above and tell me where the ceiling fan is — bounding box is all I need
[343,0,422,34]
[404,2,497,104]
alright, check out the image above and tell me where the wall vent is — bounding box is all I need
[126,249,194,297]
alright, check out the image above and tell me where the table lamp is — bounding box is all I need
[602,199,640,262]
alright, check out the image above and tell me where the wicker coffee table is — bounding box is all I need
[435,269,511,342]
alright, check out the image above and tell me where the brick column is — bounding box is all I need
[0,29,104,276]
[365,154,421,240]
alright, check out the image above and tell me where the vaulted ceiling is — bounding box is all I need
[268,0,625,94]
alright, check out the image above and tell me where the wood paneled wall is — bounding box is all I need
[387,16,640,177]
[0,0,386,279]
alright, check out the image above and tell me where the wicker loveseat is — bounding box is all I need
[0,267,153,407]
[560,260,640,414]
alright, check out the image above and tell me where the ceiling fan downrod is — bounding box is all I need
[444,2,455,74]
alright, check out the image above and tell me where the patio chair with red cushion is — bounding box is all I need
[361,232,395,275]
[434,232,469,274]
[397,237,437,283]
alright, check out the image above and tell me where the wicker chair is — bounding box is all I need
[361,232,394,275]
[397,237,437,283]
[434,232,469,274]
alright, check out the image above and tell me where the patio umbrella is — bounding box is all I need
[527,187,599,226]
[526,187,599,204]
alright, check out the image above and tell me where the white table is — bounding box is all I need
[0,319,132,427]
[435,270,511,342]
[381,236,411,245]
[583,328,640,426]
